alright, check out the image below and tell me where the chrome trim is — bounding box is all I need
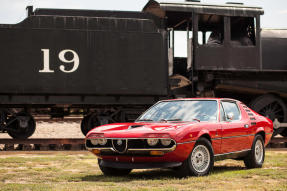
[177,140,196,145]
[111,139,128,154]
[86,147,112,151]
[220,100,242,122]
[178,134,255,145]
[128,145,176,151]
[214,149,251,157]
[212,134,255,140]
[87,137,174,140]
[86,145,176,152]
[86,138,176,153]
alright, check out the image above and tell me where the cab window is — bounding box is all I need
[230,17,256,46]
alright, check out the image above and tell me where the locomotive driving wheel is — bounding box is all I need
[81,114,101,136]
[250,94,287,137]
[7,112,36,139]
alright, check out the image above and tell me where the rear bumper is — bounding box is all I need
[99,159,182,169]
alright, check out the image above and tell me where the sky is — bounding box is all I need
[0,0,286,56]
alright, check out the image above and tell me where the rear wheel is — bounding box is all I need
[7,112,36,139]
[175,137,214,177]
[244,134,265,168]
[98,159,131,176]
[250,94,287,136]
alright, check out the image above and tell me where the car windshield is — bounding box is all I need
[136,100,218,122]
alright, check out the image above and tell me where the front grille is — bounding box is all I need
[86,138,176,151]
[112,139,127,153]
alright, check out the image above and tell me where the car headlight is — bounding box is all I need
[147,138,159,146]
[98,138,107,145]
[90,139,98,145]
[161,139,171,146]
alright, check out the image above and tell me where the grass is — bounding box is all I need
[0,150,286,191]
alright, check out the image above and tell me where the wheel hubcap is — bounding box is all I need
[255,140,263,163]
[191,145,210,173]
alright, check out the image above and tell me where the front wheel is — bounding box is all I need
[98,159,132,176]
[175,137,214,177]
[244,135,265,168]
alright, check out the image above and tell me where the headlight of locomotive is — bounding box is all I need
[90,139,99,145]
[147,138,159,146]
[98,138,107,145]
[161,139,171,146]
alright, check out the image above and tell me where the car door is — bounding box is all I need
[220,101,250,154]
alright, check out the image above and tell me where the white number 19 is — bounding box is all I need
[39,49,80,73]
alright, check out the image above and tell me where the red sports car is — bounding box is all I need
[85,98,273,176]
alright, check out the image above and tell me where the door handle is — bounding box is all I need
[244,124,249,128]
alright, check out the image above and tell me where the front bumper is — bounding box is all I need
[88,141,195,163]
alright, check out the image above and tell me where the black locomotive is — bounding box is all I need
[0,0,286,138]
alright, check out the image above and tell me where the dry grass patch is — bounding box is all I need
[0,151,286,191]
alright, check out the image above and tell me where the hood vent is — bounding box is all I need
[129,125,144,129]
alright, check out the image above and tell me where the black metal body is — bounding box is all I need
[262,30,287,71]
[0,9,168,106]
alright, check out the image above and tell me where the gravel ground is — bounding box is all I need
[0,121,85,139]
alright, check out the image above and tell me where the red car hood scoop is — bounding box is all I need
[128,124,144,129]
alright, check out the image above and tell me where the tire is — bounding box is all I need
[244,134,265,169]
[7,113,36,139]
[98,159,132,176]
[175,137,214,177]
[249,94,287,136]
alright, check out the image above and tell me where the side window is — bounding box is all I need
[230,17,256,46]
[221,101,241,121]
[198,14,224,45]
[220,103,226,121]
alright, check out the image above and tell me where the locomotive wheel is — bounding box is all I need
[81,114,91,136]
[7,112,36,139]
[250,94,287,136]
[81,114,101,136]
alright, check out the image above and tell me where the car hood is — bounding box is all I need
[86,121,197,138]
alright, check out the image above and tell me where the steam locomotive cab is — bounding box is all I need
[144,0,263,93]
[144,1,287,136]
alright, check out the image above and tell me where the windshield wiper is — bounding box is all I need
[160,118,182,122]
[137,119,153,122]
[167,119,182,121]
[193,118,200,122]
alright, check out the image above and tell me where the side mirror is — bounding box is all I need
[227,112,234,121]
